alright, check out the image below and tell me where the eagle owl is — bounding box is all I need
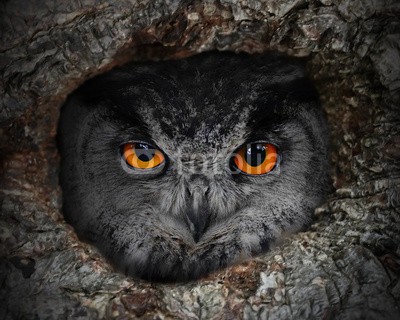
[58,51,330,281]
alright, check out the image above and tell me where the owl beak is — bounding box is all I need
[186,185,210,242]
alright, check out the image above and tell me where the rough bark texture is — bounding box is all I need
[1,0,399,319]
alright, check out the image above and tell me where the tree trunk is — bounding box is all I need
[1,0,399,319]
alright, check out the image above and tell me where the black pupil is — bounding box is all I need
[245,144,266,167]
[135,143,155,162]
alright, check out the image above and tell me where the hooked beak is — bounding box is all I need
[185,185,211,242]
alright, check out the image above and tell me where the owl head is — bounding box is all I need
[58,51,330,281]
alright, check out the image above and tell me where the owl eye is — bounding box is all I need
[232,143,278,175]
[121,142,165,169]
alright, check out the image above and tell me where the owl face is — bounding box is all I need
[58,52,330,281]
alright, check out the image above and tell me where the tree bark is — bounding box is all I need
[1,0,399,319]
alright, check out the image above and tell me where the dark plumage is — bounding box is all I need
[58,51,330,281]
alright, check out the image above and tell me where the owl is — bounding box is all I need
[58,51,330,281]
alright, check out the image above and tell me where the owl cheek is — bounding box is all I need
[238,233,263,256]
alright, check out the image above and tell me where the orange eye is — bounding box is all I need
[121,143,165,169]
[233,143,278,175]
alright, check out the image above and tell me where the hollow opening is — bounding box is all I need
[2,1,397,315]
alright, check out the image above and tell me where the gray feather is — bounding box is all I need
[57,51,330,281]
